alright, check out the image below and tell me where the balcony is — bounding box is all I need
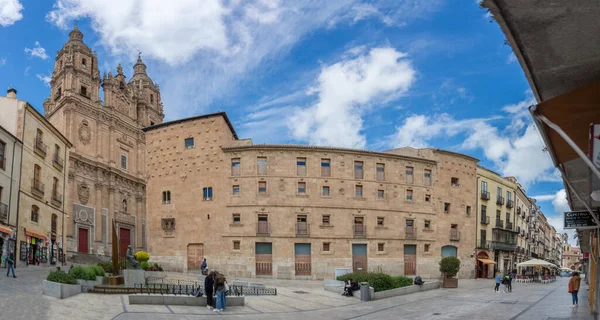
[34,137,47,158]
[495,219,504,228]
[51,190,63,207]
[0,202,7,220]
[296,222,309,237]
[257,221,270,236]
[31,179,45,197]
[450,230,460,241]
[480,215,490,225]
[405,226,417,240]
[488,241,517,251]
[506,221,513,230]
[480,191,490,200]
[496,196,505,205]
[53,153,64,171]
[517,207,521,214]
[354,224,366,238]
[506,199,514,208]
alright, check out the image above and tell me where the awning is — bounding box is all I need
[477,259,496,265]
[0,225,13,236]
[517,258,558,268]
[26,229,46,240]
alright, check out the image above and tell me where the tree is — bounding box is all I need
[439,257,461,278]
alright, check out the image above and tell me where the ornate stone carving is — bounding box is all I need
[339,188,345,195]
[180,173,187,181]
[78,182,90,205]
[117,133,134,148]
[78,120,91,145]
[73,203,95,226]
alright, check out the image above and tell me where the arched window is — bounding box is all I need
[51,214,58,232]
[31,205,39,222]
[162,191,171,204]
[441,245,457,257]
[122,199,128,213]
[150,94,154,104]
[82,58,87,69]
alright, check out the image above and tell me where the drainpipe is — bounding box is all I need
[15,107,27,267]
[61,144,67,267]
[475,176,480,277]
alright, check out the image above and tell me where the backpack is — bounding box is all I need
[414,276,424,285]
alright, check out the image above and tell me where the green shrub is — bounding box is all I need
[135,251,150,262]
[91,265,105,277]
[391,276,413,288]
[68,265,87,280]
[47,270,77,285]
[83,266,97,280]
[97,261,113,273]
[439,257,461,278]
[141,261,149,270]
[337,272,392,292]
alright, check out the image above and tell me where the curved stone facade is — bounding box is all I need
[145,113,478,279]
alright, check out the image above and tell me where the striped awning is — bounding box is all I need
[26,229,46,240]
[477,258,497,265]
[0,224,13,236]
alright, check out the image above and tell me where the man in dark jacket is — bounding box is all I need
[204,272,215,310]
[6,250,16,278]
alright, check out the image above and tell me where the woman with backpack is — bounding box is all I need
[568,272,581,307]
[214,272,227,312]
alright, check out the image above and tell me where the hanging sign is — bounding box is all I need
[564,211,597,229]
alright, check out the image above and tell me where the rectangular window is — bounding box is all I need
[321,159,331,177]
[184,137,194,149]
[481,181,488,192]
[232,185,240,195]
[355,185,363,198]
[297,157,307,176]
[424,220,431,230]
[203,187,213,200]
[466,206,471,215]
[444,202,450,213]
[258,181,267,194]
[451,177,459,186]
[506,191,512,201]
[406,167,414,184]
[257,157,267,175]
[376,163,385,181]
[31,206,39,223]
[406,189,413,200]
[424,169,431,186]
[322,215,330,226]
[496,210,501,219]
[424,244,430,252]
[322,186,330,196]
[233,214,241,224]
[497,187,502,198]
[0,140,5,170]
[377,217,384,227]
[161,218,175,230]
[378,243,385,252]
[354,161,363,179]
[231,158,241,176]
[425,194,431,202]
[323,242,330,252]
[297,182,306,194]
[377,190,384,199]
[233,240,241,250]
[121,154,127,170]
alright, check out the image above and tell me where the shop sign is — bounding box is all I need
[591,124,600,168]
[564,211,598,229]
[583,252,590,259]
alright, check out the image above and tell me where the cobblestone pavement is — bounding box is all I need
[0,268,593,320]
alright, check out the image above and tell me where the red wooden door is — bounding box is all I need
[119,228,131,257]
[187,244,204,270]
[78,228,88,253]
[404,244,416,275]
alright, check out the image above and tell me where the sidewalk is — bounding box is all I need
[514,277,591,320]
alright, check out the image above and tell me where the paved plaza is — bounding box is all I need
[0,267,593,320]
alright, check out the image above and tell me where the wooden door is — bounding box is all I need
[119,228,131,258]
[78,228,88,253]
[294,243,311,276]
[255,243,272,276]
[352,244,367,272]
[404,244,416,275]
[187,244,204,270]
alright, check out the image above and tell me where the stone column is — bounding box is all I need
[136,194,143,249]
[108,185,115,244]
[94,182,103,243]
[108,125,115,167]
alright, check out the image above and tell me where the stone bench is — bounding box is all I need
[128,294,244,306]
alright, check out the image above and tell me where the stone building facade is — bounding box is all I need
[0,89,71,266]
[562,243,582,270]
[145,113,478,279]
[42,26,164,258]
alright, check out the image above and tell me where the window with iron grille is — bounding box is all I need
[323,242,330,252]
[322,186,330,196]
[378,243,385,252]
[31,205,39,223]
[232,185,240,195]
[377,217,384,227]
[161,218,175,230]
[233,240,241,250]
[258,181,267,194]
[162,191,171,203]
[233,214,241,224]
[322,215,330,226]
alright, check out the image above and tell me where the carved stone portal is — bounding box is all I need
[78,182,90,205]
[78,120,91,145]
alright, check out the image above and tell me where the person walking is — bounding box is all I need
[506,272,513,293]
[204,271,215,310]
[6,250,16,278]
[503,273,511,293]
[201,258,208,275]
[494,272,501,293]
[214,272,227,312]
[568,272,581,307]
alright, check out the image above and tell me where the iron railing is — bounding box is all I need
[53,153,64,170]
[354,224,366,238]
[479,240,487,249]
[257,221,270,235]
[506,221,513,230]
[450,230,460,241]
[405,226,416,240]
[480,192,490,200]
[34,137,47,157]
[0,202,7,220]
[31,179,45,196]
[51,191,62,205]
[506,199,514,208]
[480,215,490,225]
[496,196,505,205]
[495,219,504,228]
[139,279,277,296]
[296,222,309,237]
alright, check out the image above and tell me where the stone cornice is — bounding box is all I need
[70,151,145,187]
[224,203,437,215]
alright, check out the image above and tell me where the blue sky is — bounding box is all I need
[0,0,573,242]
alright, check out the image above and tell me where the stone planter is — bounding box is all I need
[144,271,167,279]
[43,280,82,299]
[442,277,458,288]
[123,269,146,286]
[76,279,98,287]
[96,276,109,285]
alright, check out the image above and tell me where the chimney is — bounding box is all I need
[6,86,17,99]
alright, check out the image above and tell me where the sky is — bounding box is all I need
[0,0,577,245]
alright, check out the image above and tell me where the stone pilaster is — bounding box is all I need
[95,182,103,242]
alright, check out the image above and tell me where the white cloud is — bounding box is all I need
[288,47,416,148]
[531,189,577,245]
[507,52,517,64]
[328,0,442,28]
[0,57,6,66]
[24,65,30,75]
[387,92,558,186]
[36,74,52,87]
[0,0,23,26]
[25,41,50,60]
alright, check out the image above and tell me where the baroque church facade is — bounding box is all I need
[43,26,164,258]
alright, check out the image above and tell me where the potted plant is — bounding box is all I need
[43,269,81,299]
[439,256,461,288]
